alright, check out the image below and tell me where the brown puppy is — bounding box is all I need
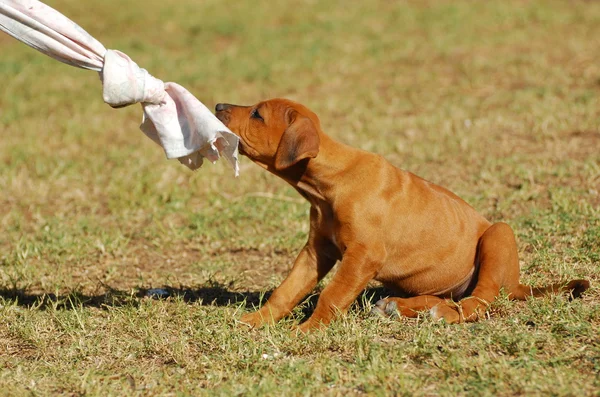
[215,98,589,333]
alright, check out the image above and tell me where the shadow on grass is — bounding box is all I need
[0,285,140,310]
[150,283,393,318]
[0,282,393,317]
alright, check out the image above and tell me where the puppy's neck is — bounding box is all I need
[274,132,363,205]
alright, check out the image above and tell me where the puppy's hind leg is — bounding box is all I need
[372,223,518,324]
[453,222,590,322]
[375,223,524,324]
[422,221,589,324]
[444,222,521,323]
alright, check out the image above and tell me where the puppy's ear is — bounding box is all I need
[274,110,320,170]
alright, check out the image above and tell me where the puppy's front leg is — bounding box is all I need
[240,238,337,328]
[298,243,384,333]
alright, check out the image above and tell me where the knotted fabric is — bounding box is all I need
[0,0,239,175]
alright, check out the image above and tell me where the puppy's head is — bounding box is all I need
[215,98,320,171]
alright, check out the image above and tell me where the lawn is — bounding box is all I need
[1,0,599,395]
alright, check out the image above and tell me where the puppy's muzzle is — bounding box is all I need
[215,103,232,112]
[215,103,233,125]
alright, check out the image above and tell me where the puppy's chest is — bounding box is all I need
[312,203,343,254]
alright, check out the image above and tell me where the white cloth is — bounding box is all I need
[0,0,239,175]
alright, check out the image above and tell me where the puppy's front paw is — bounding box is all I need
[295,318,327,334]
[239,312,268,329]
[295,321,315,334]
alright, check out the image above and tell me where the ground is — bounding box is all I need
[0,0,599,395]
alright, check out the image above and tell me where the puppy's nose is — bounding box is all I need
[215,103,231,112]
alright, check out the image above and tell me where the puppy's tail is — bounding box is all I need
[509,279,590,300]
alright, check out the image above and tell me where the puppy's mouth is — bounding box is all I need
[237,140,249,156]
[215,111,243,154]
[214,104,251,157]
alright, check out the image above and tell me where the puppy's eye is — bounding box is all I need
[250,108,263,121]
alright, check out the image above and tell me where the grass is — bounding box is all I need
[1,0,599,395]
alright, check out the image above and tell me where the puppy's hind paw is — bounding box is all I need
[370,299,400,320]
[429,302,461,324]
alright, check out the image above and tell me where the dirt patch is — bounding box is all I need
[0,330,38,360]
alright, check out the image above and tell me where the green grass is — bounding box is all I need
[1,0,599,395]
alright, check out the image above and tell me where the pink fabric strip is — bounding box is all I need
[0,0,239,175]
